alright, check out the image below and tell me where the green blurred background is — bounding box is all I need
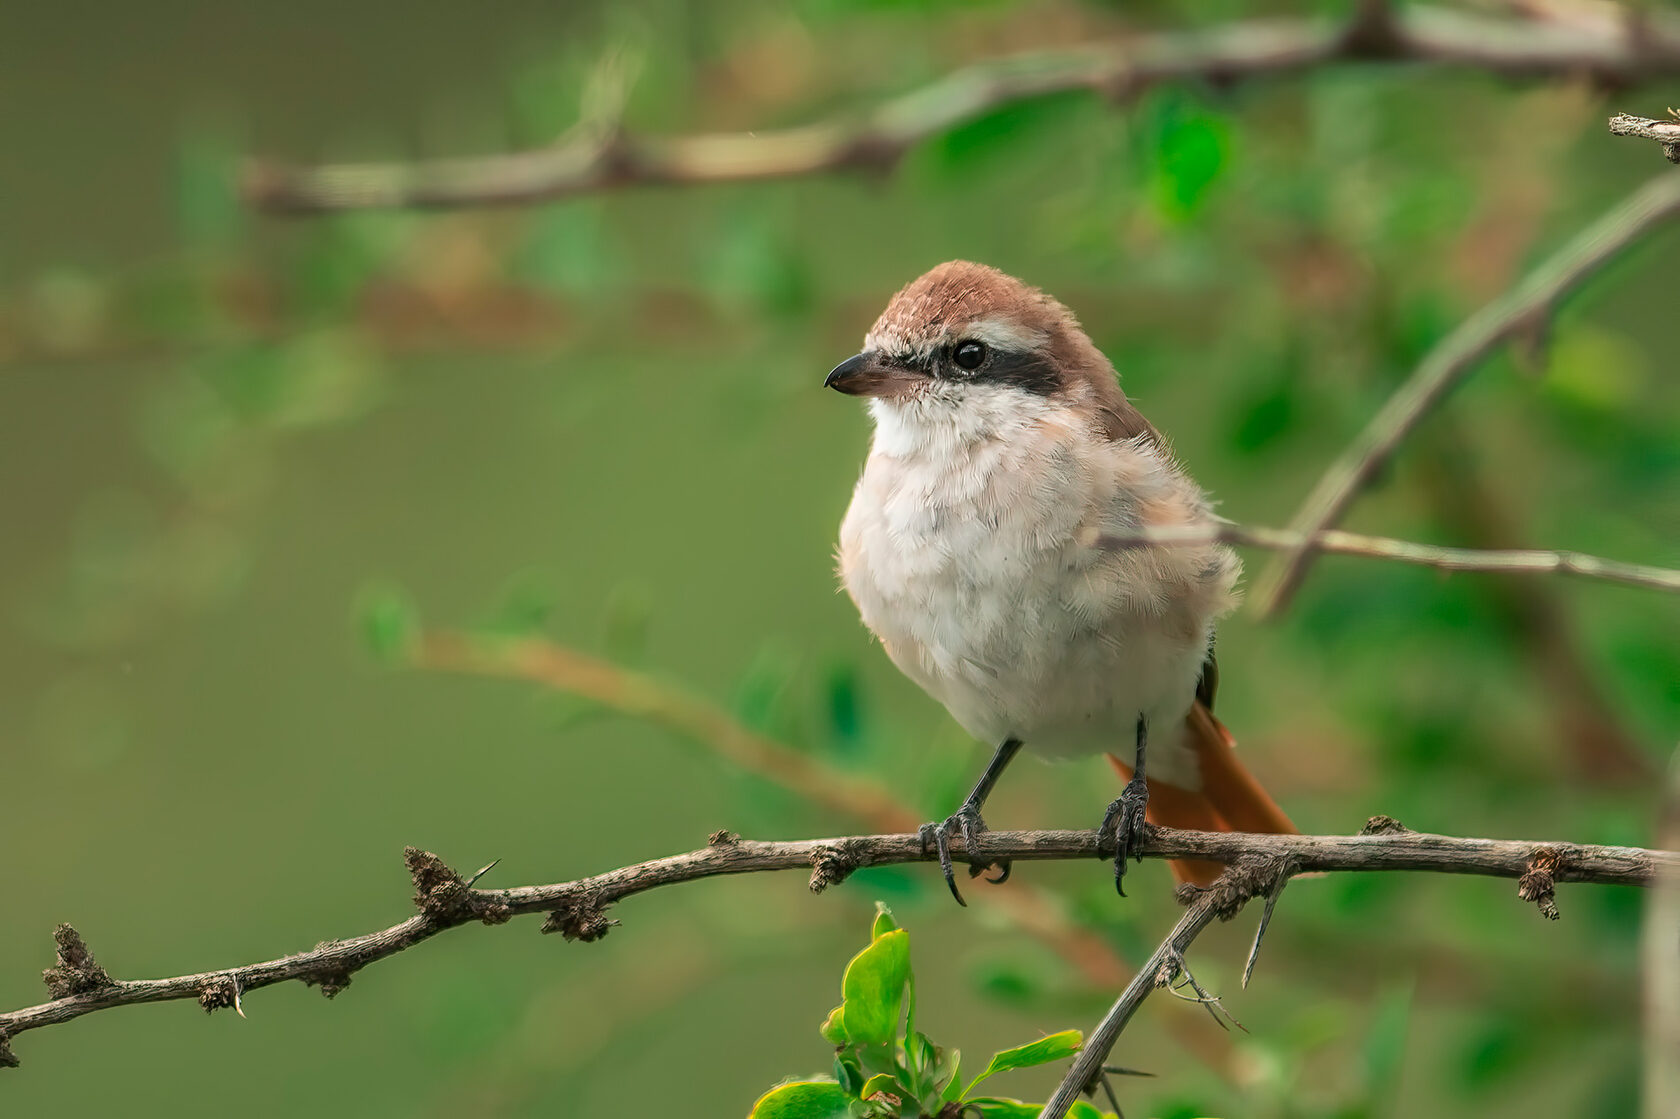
[3,1,1678,1116]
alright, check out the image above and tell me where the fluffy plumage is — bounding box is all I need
[837,261,1238,787]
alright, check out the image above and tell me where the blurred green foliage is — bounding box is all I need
[1,1,1676,1117]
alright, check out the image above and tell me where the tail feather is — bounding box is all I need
[1106,701,1294,888]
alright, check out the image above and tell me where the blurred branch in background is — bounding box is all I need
[411,629,1240,1075]
[1,825,1671,1072]
[241,3,1680,214]
[1253,168,1680,616]
[415,631,916,833]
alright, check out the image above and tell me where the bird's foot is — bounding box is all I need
[1098,772,1150,897]
[919,803,1009,906]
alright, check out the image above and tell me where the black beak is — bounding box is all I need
[825,353,870,391]
[825,351,921,397]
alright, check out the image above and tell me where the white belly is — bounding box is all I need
[838,406,1229,788]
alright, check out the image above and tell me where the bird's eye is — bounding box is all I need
[953,340,987,370]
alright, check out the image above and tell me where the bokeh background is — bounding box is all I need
[4,1,1678,1116]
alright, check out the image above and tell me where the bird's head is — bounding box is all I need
[825,261,1142,446]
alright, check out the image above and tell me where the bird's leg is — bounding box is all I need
[920,738,1022,906]
[1098,715,1150,896]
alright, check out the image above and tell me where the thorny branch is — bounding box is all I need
[1252,166,1680,617]
[412,630,1244,1074]
[243,3,1680,213]
[1040,829,1604,1119]
[1040,861,1282,1119]
[1,824,1673,1071]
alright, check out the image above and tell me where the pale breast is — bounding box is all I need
[838,405,1236,783]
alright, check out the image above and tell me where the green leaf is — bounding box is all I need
[822,662,865,755]
[871,903,899,940]
[1144,92,1230,222]
[859,1073,902,1100]
[820,1006,848,1045]
[840,929,910,1046]
[964,1030,1083,1095]
[1067,1102,1118,1119]
[833,1053,864,1096]
[354,583,418,664]
[937,1049,964,1102]
[923,88,1090,176]
[903,1030,935,1098]
[748,1080,851,1119]
[482,569,558,636]
[963,1099,1042,1119]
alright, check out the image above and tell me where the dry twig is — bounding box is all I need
[1099,523,1680,594]
[1252,168,1680,616]
[1,825,1671,1070]
[244,4,1680,213]
[1609,111,1680,163]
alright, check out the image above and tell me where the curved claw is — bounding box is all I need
[919,819,966,906]
[920,803,1008,905]
[1099,774,1150,897]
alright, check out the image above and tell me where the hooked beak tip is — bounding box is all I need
[826,353,868,392]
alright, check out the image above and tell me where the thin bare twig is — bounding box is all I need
[1,825,1672,1070]
[243,4,1680,214]
[1252,168,1680,617]
[1609,111,1680,164]
[1099,523,1680,594]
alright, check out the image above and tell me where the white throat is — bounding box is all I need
[867,385,1065,462]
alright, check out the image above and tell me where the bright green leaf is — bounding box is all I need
[965,1030,1083,1095]
[1067,1102,1119,1119]
[871,902,898,940]
[820,1006,848,1045]
[1144,93,1230,222]
[840,929,910,1045]
[859,1073,902,1099]
[963,1099,1042,1118]
[748,1080,851,1119]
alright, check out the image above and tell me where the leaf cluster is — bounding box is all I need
[749,905,1112,1119]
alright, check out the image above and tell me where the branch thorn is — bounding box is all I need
[1242,859,1297,989]
[42,924,114,999]
[1518,847,1563,920]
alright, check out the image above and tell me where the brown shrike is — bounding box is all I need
[828,261,1294,903]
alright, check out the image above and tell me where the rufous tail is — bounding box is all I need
[1106,701,1295,887]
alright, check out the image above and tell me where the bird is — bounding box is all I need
[827,260,1295,903]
